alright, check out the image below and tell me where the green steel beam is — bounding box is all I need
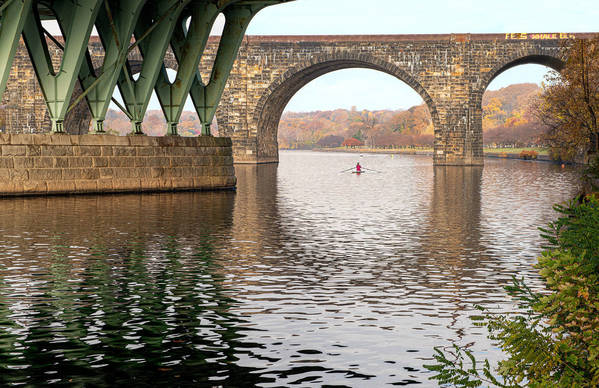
[75,0,147,133]
[0,0,292,135]
[116,0,190,134]
[0,0,32,99]
[189,2,268,136]
[22,0,102,133]
[153,1,226,135]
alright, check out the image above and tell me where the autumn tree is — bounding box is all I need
[357,110,377,147]
[342,137,363,148]
[317,134,343,148]
[483,97,507,128]
[532,36,599,162]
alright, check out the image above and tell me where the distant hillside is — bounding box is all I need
[278,82,547,149]
[278,104,434,149]
[101,83,546,148]
[482,83,546,146]
[104,110,211,137]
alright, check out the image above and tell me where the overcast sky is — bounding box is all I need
[246,0,598,35]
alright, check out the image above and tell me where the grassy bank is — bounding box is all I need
[483,147,549,156]
[304,146,549,156]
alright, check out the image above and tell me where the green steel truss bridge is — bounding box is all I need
[0,0,291,136]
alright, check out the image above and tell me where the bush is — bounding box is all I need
[519,150,538,160]
[424,196,599,387]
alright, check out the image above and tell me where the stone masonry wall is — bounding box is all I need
[0,134,235,196]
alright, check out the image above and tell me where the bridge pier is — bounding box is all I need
[433,102,484,166]
[0,134,236,195]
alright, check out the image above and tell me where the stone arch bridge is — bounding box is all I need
[218,33,596,165]
[3,32,595,165]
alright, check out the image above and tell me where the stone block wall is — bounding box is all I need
[0,134,235,196]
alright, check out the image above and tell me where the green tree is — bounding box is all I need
[352,129,364,141]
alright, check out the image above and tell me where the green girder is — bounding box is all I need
[0,0,293,135]
[0,0,32,99]
[22,0,102,132]
[118,0,191,134]
[189,3,268,136]
[154,1,223,136]
[77,0,147,133]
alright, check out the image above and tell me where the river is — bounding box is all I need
[0,151,581,386]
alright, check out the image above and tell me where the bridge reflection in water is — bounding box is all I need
[0,152,581,386]
[0,191,268,386]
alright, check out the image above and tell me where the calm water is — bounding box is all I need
[0,151,581,387]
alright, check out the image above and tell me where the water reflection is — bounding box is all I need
[232,164,281,258]
[0,193,274,386]
[415,166,484,341]
[0,152,582,386]
[426,166,483,261]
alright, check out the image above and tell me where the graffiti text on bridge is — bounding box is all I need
[505,33,576,40]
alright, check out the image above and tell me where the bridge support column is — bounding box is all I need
[77,0,148,133]
[166,122,179,136]
[22,0,103,133]
[91,119,104,134]
[118,0,191,135]
[190,3,268,136]
[0,0,32,98]
[433,101,483,166]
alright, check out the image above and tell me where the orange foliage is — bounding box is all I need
[342,138,364,147]
[103,110,211,137]
[278,83,547,149]
[531,36,599,161]
[519,150,538,159]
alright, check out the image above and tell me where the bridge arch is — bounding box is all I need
[465,49,566,154]
[248,52,439,161]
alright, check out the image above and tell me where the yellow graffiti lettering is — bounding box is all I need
[506,32,575,40]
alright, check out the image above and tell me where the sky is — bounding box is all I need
[44,0,599,113]
[246,0,598,35]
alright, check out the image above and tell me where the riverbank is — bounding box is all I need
[306,147,557,162]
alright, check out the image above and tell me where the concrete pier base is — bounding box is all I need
[0,134,236,196]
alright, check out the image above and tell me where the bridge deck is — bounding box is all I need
[234,32,596,43]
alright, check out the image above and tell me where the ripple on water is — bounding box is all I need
[0,152,581,386]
